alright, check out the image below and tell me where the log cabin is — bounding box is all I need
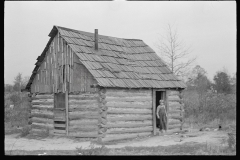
[24,25,187,143]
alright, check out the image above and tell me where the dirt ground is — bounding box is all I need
[4,129,228,152]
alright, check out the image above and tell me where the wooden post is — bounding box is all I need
[69,48,72,93]
[55,36,58,93]
[65,85,69,135]
[179,90,183,130]
[64,42,69,135]
[165,90,169,130]
[53,38,55,93]
[152,89,156,135]
[65,43,67,92]
[61,37,64,91]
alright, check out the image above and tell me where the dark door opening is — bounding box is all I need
[54,93,65,109]
[156,91,166,130]
[54,93,66,132]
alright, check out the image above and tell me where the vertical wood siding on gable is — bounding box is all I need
[71,58,98,93]
[30,32,98,94]
[31,35,57,93]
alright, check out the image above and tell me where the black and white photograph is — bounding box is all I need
[4,1,236,155]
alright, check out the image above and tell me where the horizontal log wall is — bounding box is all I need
[100,88,153,143]
[167,90,184,131]
[68,92,99,138]
[30,94,54,135]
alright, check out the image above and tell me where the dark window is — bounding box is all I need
[54,93,65,109]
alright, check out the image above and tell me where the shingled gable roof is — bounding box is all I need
[26,25,186,90]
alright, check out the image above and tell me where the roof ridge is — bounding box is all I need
[55,25,143,42]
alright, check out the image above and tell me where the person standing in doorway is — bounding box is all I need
[156,100,167,135]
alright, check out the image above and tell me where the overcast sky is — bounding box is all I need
[4,1,236,84]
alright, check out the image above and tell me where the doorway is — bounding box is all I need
[156,91,165,130]
[153,90,167,135]
[53,93,66,134]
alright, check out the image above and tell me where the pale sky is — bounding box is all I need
[4,1,236,84]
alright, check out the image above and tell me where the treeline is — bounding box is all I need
[183,65,236,124]
[4,73,30,126]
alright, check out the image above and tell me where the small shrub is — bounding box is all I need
[4,92,31,126]
[20,126,31,137]
[9,92,21,105]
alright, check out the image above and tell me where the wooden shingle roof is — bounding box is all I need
[26,25,186,90]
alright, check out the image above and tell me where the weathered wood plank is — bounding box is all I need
[31,122,54,130]
[106,126,153,134]
[31,109,53,116]
[168,101,181,108]
[32,104,54,109]
[168,110,183,114]
[105,120,152,128]
[69,111,99,120]
[30,117,54,124]
[54,123,66,128]
[168,95,180,100]
[106,102,152,109]
[107,114,152,122]
[168,98,183,103]
[54,117,66,121]
[32,95,54,100]
[32,101,54,105]
[32,105,54,111]
[68,99,98,105]
[31,112,54,119]
[54,129,66,134]
[53,110,65,118]
[68,131,98,138]
[68,104,99,112]
[107,108,152,114]
[69,125,98,132]
[168,90,180,96]
[106,101,152,108]
[168,106,181,111]
[106,89,151,97]
[69,94,98,100]
[69,119,98,126]
[101,132,151,143]
[105,96,151,102]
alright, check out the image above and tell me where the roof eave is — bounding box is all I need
[48,25,58,37]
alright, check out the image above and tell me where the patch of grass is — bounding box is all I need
[96,134,154,146]
[195,142,235,155]
[76,142,109,155]
[5,123,22,135]
[227,132,236,152]
[5,141,236,155]
[5,150,78,155]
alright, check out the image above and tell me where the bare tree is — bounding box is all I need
[155,24,196,80]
